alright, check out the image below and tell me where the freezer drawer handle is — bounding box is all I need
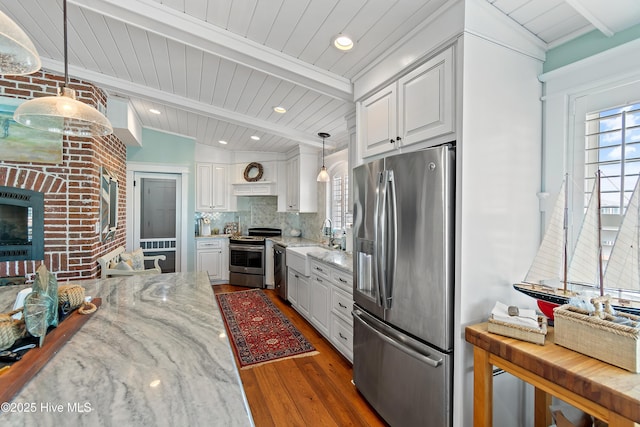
[352,309,442,368]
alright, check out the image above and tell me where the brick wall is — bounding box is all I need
[0,70,126,281]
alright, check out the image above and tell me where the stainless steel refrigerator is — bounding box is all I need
[352,144,455,427]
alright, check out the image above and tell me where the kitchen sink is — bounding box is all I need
[286,246,331,276]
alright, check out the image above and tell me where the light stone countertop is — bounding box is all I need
[0,272,253,427]
[267,236,319,247]
[308,250,353,273]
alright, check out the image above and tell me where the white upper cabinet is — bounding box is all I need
[196,163,229,211]
[397,46,454,146]
[358,45,455,158]
[359,83,397,157]
[286,147,318,213]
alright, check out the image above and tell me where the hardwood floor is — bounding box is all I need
[212,284,388,427]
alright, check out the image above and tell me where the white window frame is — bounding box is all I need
[540,39,640,248]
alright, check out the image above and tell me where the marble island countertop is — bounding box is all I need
[0,272,253,427]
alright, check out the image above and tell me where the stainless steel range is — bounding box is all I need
[229,227,281,288]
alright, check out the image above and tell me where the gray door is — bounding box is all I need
[133,173,181,273]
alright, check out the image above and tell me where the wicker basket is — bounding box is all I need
[488,315,548,345]
[554,298,640,373]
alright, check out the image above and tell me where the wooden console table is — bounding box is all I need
[465,323,640,427]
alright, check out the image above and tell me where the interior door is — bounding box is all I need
[132,172,181,273]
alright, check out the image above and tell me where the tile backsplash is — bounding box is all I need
[196,193,327,242]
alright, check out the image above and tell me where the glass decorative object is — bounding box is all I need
[23,264,59,346]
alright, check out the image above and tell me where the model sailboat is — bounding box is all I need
[514,172,640,318]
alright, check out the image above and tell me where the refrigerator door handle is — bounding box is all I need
[353,309,443,368]
[375,170,396,310]
[373,171,385,308]
[385,169,397,309]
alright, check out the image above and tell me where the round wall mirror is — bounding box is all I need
[243,162,264,182]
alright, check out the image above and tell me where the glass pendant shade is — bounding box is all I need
[12,0,112,137]
[317,166,330,182]
[316,132,331,182]
[0,10,41,75]
[14,86,113,136]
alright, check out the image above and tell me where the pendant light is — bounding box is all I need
[316,132,330,182]
[13,0,113,137]
[0,10,41,75]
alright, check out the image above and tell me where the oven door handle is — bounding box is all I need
[229,244,265,251]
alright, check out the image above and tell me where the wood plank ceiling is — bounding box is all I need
[3,0,640,152]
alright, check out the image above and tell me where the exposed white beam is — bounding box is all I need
[40,58,332,149]
[69,0,353,102]
[565,0,640,36]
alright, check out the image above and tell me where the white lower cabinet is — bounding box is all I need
[309,258,354,362]
[309,274,330,337]
[288,255,354,362]
[288,268,310,319]
[330,314,353,361]
[196,238,229,281]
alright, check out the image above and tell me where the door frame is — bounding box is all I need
[126,162,190,273]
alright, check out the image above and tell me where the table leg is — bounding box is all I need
[473,346,493,427]
[534,387,552,427]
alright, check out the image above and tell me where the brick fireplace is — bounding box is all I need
[0,70,126,281]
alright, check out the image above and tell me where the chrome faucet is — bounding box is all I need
[322,218,334,246]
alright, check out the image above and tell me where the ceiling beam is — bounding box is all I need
[40,58,333,149]
[69,0,353,102]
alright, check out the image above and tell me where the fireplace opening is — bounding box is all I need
[0,186,44,261]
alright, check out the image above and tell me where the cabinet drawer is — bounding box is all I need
[331,314,353,362]
[331,268,352,291]
[310,260,330,280]
[331,286,353,324]
[197,239,223,249]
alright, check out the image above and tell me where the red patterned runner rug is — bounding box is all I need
[216,289,318,369]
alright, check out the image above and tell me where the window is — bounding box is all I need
[583,102,640,262]
[584,102,640,215]
[328,161,352,233]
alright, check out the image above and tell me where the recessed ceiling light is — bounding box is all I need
[273,106,286,114]
[333,34,354,51]
[251,135,260,141]
[218,140,228,145]
[149,108,161,115]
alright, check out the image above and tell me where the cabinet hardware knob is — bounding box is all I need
[396,136,402,141]
[389,138,395,143]
[339,332,347,340]
[338,302,347,308]
[339,278,347,283]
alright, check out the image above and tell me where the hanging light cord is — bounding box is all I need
[63,0,69,88]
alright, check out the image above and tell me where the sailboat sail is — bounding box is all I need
[603,178,640,293]
[523,180,566,286]
[567,177,601,286]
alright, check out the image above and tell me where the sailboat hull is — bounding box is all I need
[513,283,640,318]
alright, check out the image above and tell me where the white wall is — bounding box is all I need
[457,31,542,427]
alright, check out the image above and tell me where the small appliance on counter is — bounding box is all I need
[198,218,211,236]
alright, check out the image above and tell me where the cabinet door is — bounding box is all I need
[397,47,454,146]
[297,275,310,319]
[198,250,222,280]
[310,275,330,337]
[330,313,353,362]
[360,82,397,157]
[287,269,298,306]
[196,163,213,211]
[286,156,300,211]
[210,164,228,210]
